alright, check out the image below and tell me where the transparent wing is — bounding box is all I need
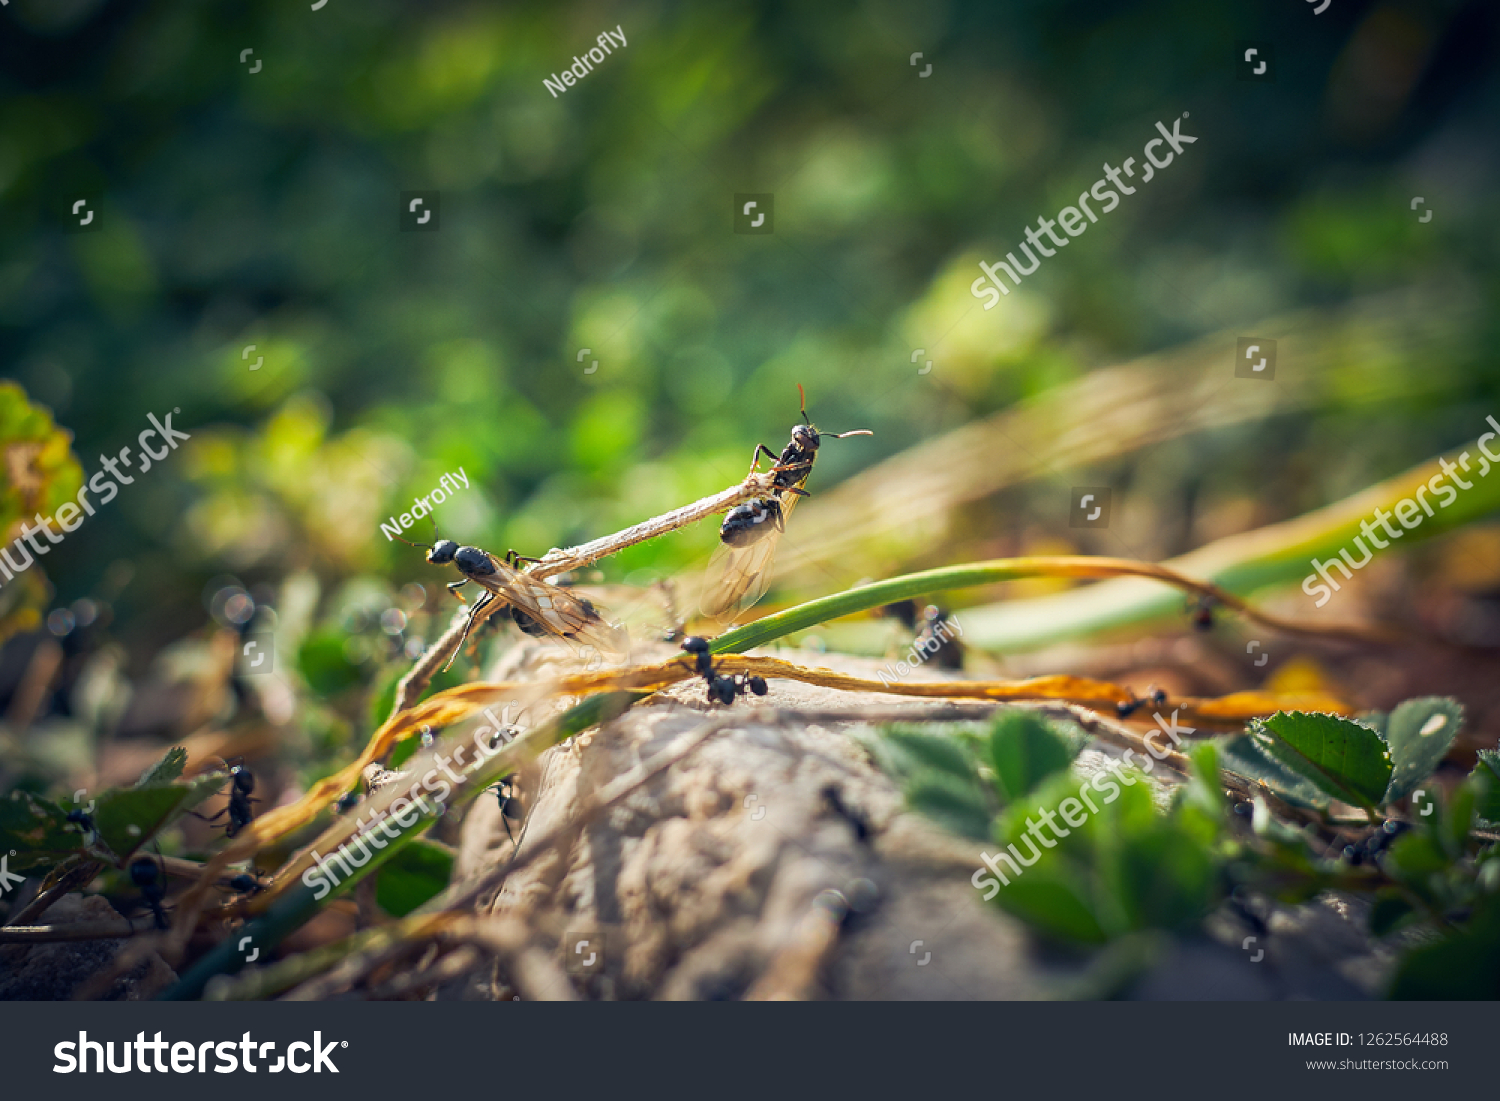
[699,536,780,623]
[698,498,797,623]
[479,556,631,661]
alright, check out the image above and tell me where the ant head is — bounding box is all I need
[394,518,455,564]
[792,384,871,448]
[680,635,710,654]
[230,766,255,794]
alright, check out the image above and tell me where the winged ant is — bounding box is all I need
[398,530,628,670]
[700,386,871,622]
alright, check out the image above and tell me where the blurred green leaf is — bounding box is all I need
[1369,889,1415,938]
[987,710,1075,803]
[1472,749,1500,826]
[0,791,79,876]
[881,727,977,781]
[1383,697,1464,803]
[906,772,992,842]
[375,838,454,918]
[1390,895,1500,999]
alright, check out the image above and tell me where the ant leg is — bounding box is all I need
[443,592,495,672]
[447,579,470,603]
[770,458,812,476]
[190,808,228,824]
[505,550,544,567]
[747,443,781,474]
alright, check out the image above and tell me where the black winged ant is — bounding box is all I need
[700,386,871,621]
[680,636,767,705]
[129,852,169,930]
[399,533,627,670]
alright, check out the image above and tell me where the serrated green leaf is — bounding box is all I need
[375,839,454,917]
[1383,697,1464,803]
[1218,734,1331,811]
[0,791,81,876]
[136,746,188,787]
[1251,711,1393,809]
[93,770,227,861]
[987,709,1075,802]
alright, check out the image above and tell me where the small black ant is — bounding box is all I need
[129,853,169,930]
[336,791,361,814]
[1116,687,1167,719]
[490,776,522,844]
[680,637,766,705]
[65,808,97,837]
[195,759,259,838]
[1188,594,1215,632]
[226,872,264,896]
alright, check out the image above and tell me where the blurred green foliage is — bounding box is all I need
[0,0,1495,659]
[875,700,1500,996]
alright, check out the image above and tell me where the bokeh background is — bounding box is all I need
[1,0,1498,803]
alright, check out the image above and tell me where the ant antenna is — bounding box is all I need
[393,517,442,551]
[798,383,873,439]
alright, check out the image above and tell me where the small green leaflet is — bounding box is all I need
[1251,711,1393,810]
[136,746,188,787]
[1382,698,1464,803]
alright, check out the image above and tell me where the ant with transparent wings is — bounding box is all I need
[700,386,871,622]
[399,533,628,670]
